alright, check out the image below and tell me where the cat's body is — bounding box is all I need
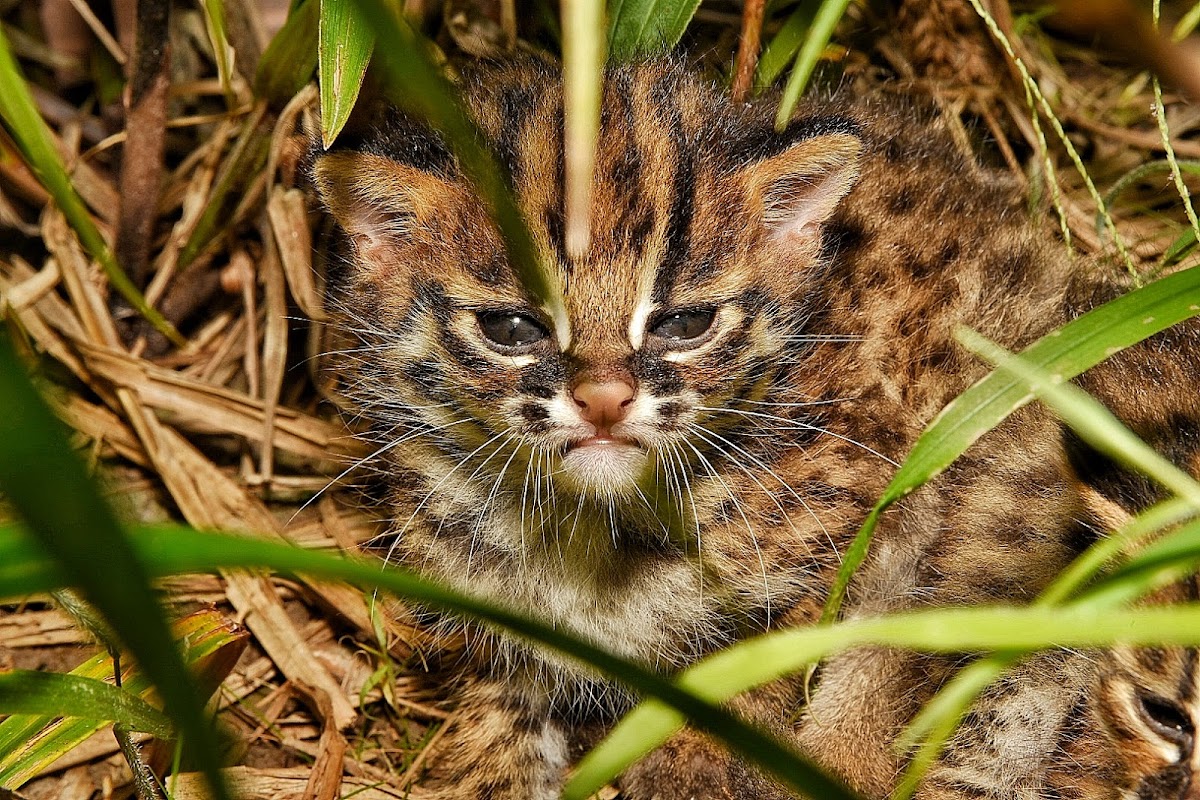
[313,59,1200,798]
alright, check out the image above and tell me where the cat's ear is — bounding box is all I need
[312,152,457,254]
[743,133,862,244]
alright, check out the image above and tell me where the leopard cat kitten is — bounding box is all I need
[312,59,1200,799]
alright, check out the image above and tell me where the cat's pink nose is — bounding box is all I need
[572,380,636,434]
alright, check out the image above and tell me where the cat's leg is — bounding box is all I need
[913,651,1092,800]
[795,647,951,798]
[421,675,567,800]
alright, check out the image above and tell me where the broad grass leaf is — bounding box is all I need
[255,0,319,107]
[957,327,1200,505]
[608,0,702,61]
[0,607,246,788]
[887,334,1200,796]
[319,0,374,147]
[565,598,1200,799]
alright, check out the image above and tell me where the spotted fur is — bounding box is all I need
[312,59,1200,799]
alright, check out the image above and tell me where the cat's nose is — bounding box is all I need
[572,380,636,433]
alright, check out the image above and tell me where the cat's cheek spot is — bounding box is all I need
[558,444,649,496]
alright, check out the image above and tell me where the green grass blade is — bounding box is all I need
[821,264,1200,624]
[755,0,819,90]
[1163,226,1199,270]
[0,607,244,788]
[607,0,702,61]
[773,0,851,131]
[563,0,606,257]
[1098,159,1200,235]
[1175,1,1200,39]
[957,327,1200,506]
[198,0,236,101]
[1041,498,1197,606]
[0,28,183,346]
[0,336,228,800]
[254,0,319,107]
[318,0,374,147]
[9,521,1200,798]
[0,523,857,800]
[1083,522,1200,607]
[345,0,566,334]
[885,330,1200,794]
[0,672,172,738]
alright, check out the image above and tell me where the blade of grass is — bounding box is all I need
[889,320,1200,794]
[562,0,606,258]
[0,607,246,788]
[966,0,1135,276]
[897,329,1200,786]
[254,0,319,107]
[0,523,857,800]
[318,0,374,147]
[1088,519,1200,603]
[1175,1,1200,39]
[1152,0,1200,243]
[773,0,852,131]
[607,0,703,61]
[0,672,172,738]
[755,0,819,90]
[345,0,566,334]
[0,335,227,800]
[956,327,1200,506]
[8,522,1200,798]
[821,263,1200,625]
[198,0,236,101]
[1162,227,1198,269]
[564,596,1200,799]
[0,28,183,346]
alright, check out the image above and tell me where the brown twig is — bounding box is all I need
[731,0,766,103]
[116,0,171,289]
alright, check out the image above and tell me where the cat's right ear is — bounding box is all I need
[741,133,862,249]
[312,152,459,261]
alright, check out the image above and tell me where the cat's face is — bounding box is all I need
[314,62,860,506]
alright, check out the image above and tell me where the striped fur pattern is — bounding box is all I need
[312,59,1200,798]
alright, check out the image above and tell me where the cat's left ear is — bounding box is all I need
[742,133,862,244]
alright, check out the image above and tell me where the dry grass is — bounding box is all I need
[1,0,1199,797]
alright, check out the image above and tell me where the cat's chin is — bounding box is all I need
[557,440,649,497]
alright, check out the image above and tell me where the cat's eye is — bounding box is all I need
[649,308,716,345]
[1138,693,1194,746]
[477,310,550,350]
